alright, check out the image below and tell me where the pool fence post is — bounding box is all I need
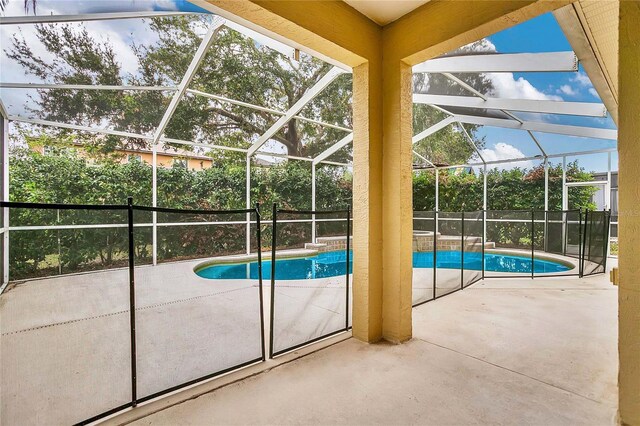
[578,208,583,277]
[433,210,438,300]
[461,210,464,290]
[531,209,535,279]
[255,203,266,362]
[602,210,611,274]
[482,210,485,280]
[345,207,350,330]
[269,203,277,358]
[127,196,137,406]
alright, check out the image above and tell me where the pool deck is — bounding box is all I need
[125,271,618,426]
[0,249,603,425]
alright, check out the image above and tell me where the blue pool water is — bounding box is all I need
[196,250,571,280]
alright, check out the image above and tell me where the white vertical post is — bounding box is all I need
[311,163,316,243]
[561,156,567,255]
[606,152,612,257]
[544,158,549,211]
[562,156,568,210]
[2,115,9,287]
[152,144,157,265]
[435,168,439,211]
[544,158,549,252]
[483,164,487,249]
[606,152,612,210]
[483,165,488,210]
[246,156,251,255]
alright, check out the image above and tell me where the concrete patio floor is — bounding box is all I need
[127,272,618,426]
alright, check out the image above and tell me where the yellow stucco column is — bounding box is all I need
[351,60,385,342]
[618,2,640,424]
[379,58,414,343]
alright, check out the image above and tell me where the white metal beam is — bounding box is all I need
[527,130,548,158]
[413,94,607,117]
[247,66,346,156]
[319,160,350,167]
[413,52,578,73]
[429,147,615,170]
[188,89,352,132]
[0,98,8,120]
[224,20,296,59]
[7,115,153,140]
[151,18,225,147]
[441,73,487,99]
[452,114,617,140]
[0,11,203,25]
[412,150,436,168]
[440,73,524,123]
[0,83,176,91]
[160,137,247,153]
[313,133,353,165]
[457,122,486,164]
[292,116,352,133]
[412,116,455,144]
[5,115,252,155]
[187,89,283,115]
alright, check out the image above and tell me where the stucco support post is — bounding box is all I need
[618,2,640,424]
[378,58,414,343]
[352,61,384,342]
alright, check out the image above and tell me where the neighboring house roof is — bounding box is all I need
[67,142,214,161]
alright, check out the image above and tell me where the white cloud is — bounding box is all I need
[460,38,497,53]
[588,87,599,98]
[558,84,576,96]
[459,38,562,102]
[572,71,592,87]
[480,142,534,170]
[487,73,563,101]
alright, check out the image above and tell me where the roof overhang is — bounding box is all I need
[554,1,619,124]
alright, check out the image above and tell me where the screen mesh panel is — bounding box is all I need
[463,211,483,287]
[133,208,263,400]
[412,211,435,305]
[582,211,610,276]
[485,210,533,278]
[270,210,349,356]
[1,206,131,425]
[435,212,463,297]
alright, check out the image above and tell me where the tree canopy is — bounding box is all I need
[6,16,490,165]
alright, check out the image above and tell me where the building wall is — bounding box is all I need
[34,146,214,171]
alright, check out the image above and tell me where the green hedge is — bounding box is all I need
[7,150,596,279]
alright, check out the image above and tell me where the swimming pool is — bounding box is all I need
[195,250,572,280]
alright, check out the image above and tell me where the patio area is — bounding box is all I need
[124,271,618,426]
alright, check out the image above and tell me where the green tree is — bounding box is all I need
[5,17,354,160]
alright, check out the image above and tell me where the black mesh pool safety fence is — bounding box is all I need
[131,204,264,403]
[581,210,611,276]
[411,208,610,306]
[269,205,351,358]
[463,211,484,288]
[484,210,534,279]
[0,200,265,426]
[412,210,436,306]
[1,200,611,424]
[435,211,463,298]
[0,201,132,426]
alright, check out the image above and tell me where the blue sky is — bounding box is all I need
[470,12,617,173]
